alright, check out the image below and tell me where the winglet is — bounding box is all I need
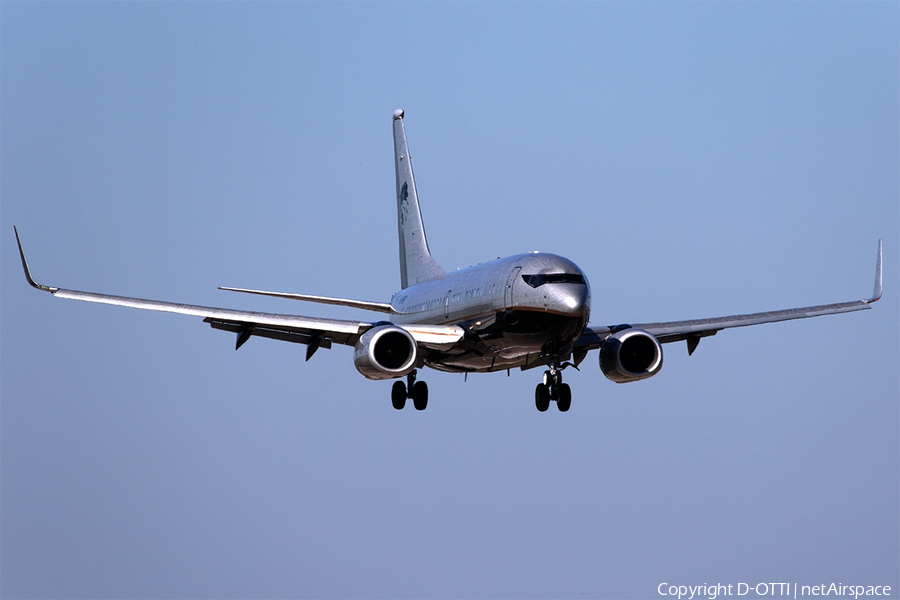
[868,239,882,303]
[13,227,58,293]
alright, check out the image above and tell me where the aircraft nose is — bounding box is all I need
[549,285,590,316]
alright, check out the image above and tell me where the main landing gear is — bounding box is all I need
[391,370,428,411]
[535,368,571,412]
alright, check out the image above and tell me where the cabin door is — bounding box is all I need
[504,267,521,309]
[443,290,452,318]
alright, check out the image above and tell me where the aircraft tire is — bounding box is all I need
[412,381,428,410]
[535,383,550,412]
[391,381,407,410]
[557,383,572,412]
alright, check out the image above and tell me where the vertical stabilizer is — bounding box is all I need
[393,110,445,289]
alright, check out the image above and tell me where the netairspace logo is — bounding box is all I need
[657,583,893,600]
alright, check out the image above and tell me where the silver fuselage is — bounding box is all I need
[389,252,591,372]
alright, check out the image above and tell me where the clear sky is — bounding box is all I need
[2,3,897,599]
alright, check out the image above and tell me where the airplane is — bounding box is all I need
[15,109,883,412]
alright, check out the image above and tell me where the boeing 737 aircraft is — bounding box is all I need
[16,110,883,412]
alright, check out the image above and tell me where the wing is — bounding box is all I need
[576,240,883,356]
[15,228,463,359]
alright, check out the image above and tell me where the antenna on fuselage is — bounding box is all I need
[393,109,445,289]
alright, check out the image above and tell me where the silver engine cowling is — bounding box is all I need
[599,328,663,383]
[353,324,418,380]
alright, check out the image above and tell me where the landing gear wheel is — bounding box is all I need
[557,383,572,412]
[412,381,429,411]
[535,383,550,412]
[543,369,560,387]
[391,381,407,410]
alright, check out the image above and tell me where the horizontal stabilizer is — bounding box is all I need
[218,286,397,314]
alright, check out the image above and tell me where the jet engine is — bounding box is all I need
[353,324,418,380]
[599,328,663,383]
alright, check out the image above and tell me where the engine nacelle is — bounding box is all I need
[599,328,663,383]
[353,325,418,380]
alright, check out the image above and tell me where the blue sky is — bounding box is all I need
[2,3,897,598]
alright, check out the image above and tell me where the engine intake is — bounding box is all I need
[353,325,418,380]
[599,328,663,383]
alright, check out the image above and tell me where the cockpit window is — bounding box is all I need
[522,273,586,288]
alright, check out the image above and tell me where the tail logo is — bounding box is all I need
[399,182,409,226]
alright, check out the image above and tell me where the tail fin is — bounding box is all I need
[393,110,445,289]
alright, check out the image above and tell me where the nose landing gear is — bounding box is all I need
[535,368,572,412]
[391,370,429,411]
